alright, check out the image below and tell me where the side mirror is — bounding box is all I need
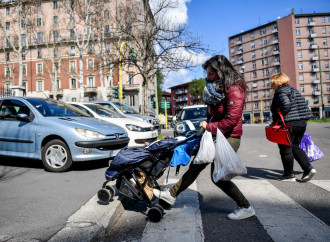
[17,113,32,122]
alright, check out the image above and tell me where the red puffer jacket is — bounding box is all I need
[205,84,245,137]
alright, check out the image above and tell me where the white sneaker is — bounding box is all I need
[153,188,176,205]
[227,206,255,220]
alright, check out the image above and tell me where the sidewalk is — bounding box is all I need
[48,180,127,242]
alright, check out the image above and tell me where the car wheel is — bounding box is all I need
[42,139,73,172]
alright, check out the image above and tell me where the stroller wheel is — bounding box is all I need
[148,207,163,222]
[98,188,113,203]
[106,185,115,198]
[159,199,171,209]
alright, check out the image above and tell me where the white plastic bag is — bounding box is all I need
[212,128,247,182]
[194,130,215,164]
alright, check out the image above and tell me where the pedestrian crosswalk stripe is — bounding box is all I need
[141,178,204,242]
[235,179,330,242]
[310,180,330,193]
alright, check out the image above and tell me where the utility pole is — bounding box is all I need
[318,47,325,120]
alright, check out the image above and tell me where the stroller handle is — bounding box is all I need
[167,127,205,151]
[195,127,205,138]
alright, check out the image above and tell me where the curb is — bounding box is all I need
[48,180,125,242]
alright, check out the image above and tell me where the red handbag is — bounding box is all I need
[265,111,292,146]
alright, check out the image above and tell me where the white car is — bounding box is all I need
[68,102,158,149]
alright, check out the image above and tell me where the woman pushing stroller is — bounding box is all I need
[153,55,256,220]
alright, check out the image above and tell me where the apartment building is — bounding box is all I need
[0,0,154,111]
[229,11,330,122]
[169,81,202,115]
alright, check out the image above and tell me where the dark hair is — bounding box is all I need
[202,55,248,93]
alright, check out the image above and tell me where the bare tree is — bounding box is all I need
[113,0,208,114]
[0,0,34,92]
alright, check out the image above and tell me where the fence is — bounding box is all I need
[0,86,15,98]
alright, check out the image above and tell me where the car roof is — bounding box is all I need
[182,105,207,110]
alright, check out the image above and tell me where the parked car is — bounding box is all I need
[68,102,158,149]
[173,105,207,137]
[0,97,129,172]
[91,101,161,133]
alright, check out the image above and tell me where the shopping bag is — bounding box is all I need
[212,129,247,182]
[300,133,324,162]
[194,130,215,164]
[265,110,291,146]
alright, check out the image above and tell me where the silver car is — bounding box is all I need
[0,97,129,172]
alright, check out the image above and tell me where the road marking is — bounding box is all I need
[235,179,330,242]
[141,178,204,242]
[310,180,330,193]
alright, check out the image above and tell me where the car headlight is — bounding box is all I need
[175,123,186,133]
[126,124,143,132]
[75,128,106,138]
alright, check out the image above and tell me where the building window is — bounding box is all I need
[53,31,58,42]
[254,102,259,109]
[70,46,75,55]
[325,61,329,68]
[322,27,326,34]
[23,64,27,75]
[299,74,304,81]
[53,16,58,25]
[323,39,328,46]
[104,10,109,19]
[325,50,328,57]
[70,29,75,40]
[265,58,268,65]
[128,74,134,85]
[326,73,330,80]
[297,40,301,47]
[250,32,254,38]
[297,51,302,58]
[6,53,10,61]
[71,78,77,89]
[105,75,112,87]
[252,61,256,68]
[70,13,75,23]
[300,86,304,92]
[260,49,263,56]
[322,17,325,23]
[87,59,93,70]
[70,61,76,72]
[308,17,314,23]
[35,32,43,44]
[264,48,268,55]
[105,58,110,68]
[53,1,58,9]
[251,42,255,48]
[265,69,269,76]
[296,29,300,36]
[295,18,299,24]
[36,17,42,26]
[253,71,257,78]
[5,66,11,77]
[6,7,10,16]
[37,50,42,58]
[5,22,10,30]
[37,63,43,74]
[88,77,94,87]
[262,28,266,34]
[327,84,330,91]
[251,52,256,58]
[230,39,234,45]
[261,59,264,66]
[298,63,303,70]
[37,80,43,91]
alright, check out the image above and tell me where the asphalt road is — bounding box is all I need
[0,124,329,241]
[106,123,330,241]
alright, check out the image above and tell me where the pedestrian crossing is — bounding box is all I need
[141,178,330,242]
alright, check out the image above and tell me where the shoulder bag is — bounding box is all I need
[265,111,292,146]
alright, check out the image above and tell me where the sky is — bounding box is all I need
[163,0,330,91]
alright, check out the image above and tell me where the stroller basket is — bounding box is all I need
[117,176,144,201]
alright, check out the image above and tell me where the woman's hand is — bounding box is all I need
[200,121,207,129]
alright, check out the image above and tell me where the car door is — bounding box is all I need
[0,99,37,153]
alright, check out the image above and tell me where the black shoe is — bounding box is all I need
[277,174,296,182]
[301,168,316,182]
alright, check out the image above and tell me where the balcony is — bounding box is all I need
[236,40,242,45]
[123,83,139,91]
[273,61,280,66]
[272,39,279,44]
[310,44,318,49]
[272,29,278,33]
[309,33,317,38]
[308,21,316,26]
[312,79,320,84]
[49,88,63,96]
[311,56,319,61]
[312,68,319,72]
[313,90,321,95]
[85,87,97,94]
[273,50,279,55]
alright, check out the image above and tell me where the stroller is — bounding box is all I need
[97,128,204,222]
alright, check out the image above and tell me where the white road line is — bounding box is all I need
[235,179,330,242]
[310,180,330,193]
[141,178,204,242]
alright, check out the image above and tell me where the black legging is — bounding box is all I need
[278,126,312,176]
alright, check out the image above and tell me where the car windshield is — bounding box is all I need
[180,107,207,120]
[84,104,124,118]
[113,102,138,114]
[27,98,90,117]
